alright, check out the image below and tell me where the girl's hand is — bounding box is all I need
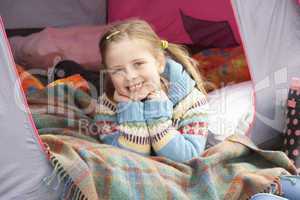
[147,89,169,101]
[113,91,131,102]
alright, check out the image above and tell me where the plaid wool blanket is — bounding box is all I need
[27,84,297,200]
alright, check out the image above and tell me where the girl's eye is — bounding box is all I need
[110,68,124,75]
[134,62,145,68]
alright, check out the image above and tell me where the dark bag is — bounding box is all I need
[283,78,300,167]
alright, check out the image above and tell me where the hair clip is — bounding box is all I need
[161,40,168,50]
[106,30,121,40]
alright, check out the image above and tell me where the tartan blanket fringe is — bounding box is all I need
[42,154,88,200]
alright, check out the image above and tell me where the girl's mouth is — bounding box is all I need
[127,82,143,92]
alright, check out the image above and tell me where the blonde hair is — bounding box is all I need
[99,19,206,95]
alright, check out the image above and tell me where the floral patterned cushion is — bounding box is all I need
[193,46,251,92]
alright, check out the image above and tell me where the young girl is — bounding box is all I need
[95,19,209,163]
[95,19,300,200]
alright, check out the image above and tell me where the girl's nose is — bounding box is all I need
[125,68,138,80]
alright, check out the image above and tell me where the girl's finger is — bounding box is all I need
[114,91,130,102]
[147,91,160,100]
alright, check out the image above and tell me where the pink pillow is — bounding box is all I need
[9,25,107,71]
[108,0,241,45]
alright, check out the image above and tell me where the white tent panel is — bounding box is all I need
[232,0,300,145]
[0,18,59,199]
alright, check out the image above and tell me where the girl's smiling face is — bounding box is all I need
[104,38,165,100]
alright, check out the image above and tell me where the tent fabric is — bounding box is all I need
[1,0,300,198]
[108,0,241,45]
[0,0,107,29]
[0,19,62,199]
[232,0,300,145]
[180,11,239,50]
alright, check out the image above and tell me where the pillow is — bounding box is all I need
[206,81,255,148]
[193,46,251,92]
[9,25,108,71]
[108,0,241,45]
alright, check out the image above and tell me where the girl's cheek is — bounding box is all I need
[117,86,130,97]
[111,77,123,89]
